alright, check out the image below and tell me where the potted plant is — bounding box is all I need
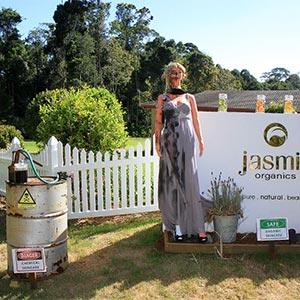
[206,172,244,243]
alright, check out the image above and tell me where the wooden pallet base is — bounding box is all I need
[163,231,300,257]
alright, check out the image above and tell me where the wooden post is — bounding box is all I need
[29,273,38,289]
[269,242,277,259]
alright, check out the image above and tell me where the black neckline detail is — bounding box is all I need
[167,88,186,95]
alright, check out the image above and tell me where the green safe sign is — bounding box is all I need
[256,218,288,241]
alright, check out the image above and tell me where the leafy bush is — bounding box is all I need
[24,89,68,139]
[265,98,297,114]
[0,125,24,149]
[265,99,285,113]
[36,86,128,153]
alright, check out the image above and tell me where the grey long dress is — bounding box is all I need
[158,94,206,237]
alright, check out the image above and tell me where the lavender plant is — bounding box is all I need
[206,172,244,223]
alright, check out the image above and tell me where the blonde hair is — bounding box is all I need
[162,62,186,91]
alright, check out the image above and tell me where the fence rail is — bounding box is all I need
[0,137,159,219]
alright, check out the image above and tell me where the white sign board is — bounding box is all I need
[256,218,288,241]
[12,248,46,273]
[198,112,300,233]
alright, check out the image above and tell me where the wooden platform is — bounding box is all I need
[163,231,300,256]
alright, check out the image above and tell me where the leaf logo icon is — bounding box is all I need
[263,123,288,147]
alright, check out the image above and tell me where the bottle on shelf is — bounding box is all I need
[218,93,227,112]
[284,95,294,113]
[256,95,266,113]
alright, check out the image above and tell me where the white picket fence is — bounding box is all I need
[0,137,160,219]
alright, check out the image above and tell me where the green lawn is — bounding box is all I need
[1,212,300,299]
[125,137,149,149]
[23,140,40,153]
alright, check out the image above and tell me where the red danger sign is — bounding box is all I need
[12,248,46,273]
[17,251,41,260]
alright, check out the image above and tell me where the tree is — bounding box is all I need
[101,39,134,95]
[239,69,262,90]
[261,67,290,82]
[109,3,156,136]
[25,26,50,96]
[110,3,154,53]
[183,45,215,93]
[260,68,293,90]
[231,69,243,83]
[139,37,177,97]
[85,0,111,86]
[109,3,156,91]
[285,74,300,90]
[0,8,30,126]
[47,0,97,88]
[66,32,97,87]
[52,0,88,48]
[211,65,242,90]
[125,36,178,137]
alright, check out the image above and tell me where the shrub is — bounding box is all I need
[0,125,24,149]
[24,89,67,139]
[36,86,128,153]
[265,99,285,113]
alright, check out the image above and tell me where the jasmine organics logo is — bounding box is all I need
[263,123,288,147]
[239,123,298,180]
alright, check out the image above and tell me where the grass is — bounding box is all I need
[23,140,40,154]
[24,137,149,154]
[1,211,300,299]
[125,137,148,149]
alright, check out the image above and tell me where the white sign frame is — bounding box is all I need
[198,112,300,233]
[12,248,46,273]
[256,217,289,241]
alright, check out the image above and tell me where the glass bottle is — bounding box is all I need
[256,95,266,113]
[218,93,227,112]
[284,95,294,113]
[14,160,28,184]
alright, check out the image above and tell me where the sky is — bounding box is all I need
[2,0,300,81]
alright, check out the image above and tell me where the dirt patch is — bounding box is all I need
[164,230,298,246]
[233,232,297,245]
[68,211,161,227]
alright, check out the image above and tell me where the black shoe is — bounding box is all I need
[198,236,208,243]
[175,235,183,242]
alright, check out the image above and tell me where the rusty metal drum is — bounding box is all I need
[6,177,68,279]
